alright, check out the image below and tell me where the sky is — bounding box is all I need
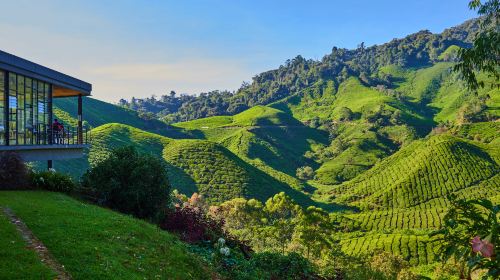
[0,0,477,103]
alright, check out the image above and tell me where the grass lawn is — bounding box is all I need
[0,191,212,280]
[0,210,56,279]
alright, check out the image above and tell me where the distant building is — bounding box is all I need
[0,50,91,168]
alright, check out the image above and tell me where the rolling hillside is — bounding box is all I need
[329,135,499,209]
[50,122,320,206]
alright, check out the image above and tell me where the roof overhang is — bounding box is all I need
[0,50,92,97]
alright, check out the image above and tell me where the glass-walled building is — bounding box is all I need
[0,71,50,146]
[0,50,91,164]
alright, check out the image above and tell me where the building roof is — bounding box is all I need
[0,50,92,97]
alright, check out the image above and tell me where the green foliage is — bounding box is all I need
[431,196,499,279]
[236,252,317,280]
[340,232,438,266]
[454,0,499,91]
[370,251,409,279]
[163,139,286,203]
[331,135,499,209]
[294,206,338,259]
[31,171,75,193]
[82,146,171,221]
[338,107,355,121]
[449,122,500,143]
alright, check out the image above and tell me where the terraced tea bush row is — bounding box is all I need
[340,233,438,266]
[450,122,500,144]
[347,208,445,231]
[333,135,499,209]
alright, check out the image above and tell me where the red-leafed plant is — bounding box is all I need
[160,192,253,257]
[160,205,222,243]
[0,152,30,190]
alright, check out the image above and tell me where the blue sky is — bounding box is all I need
[0,0,476,102]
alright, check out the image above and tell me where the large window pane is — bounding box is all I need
[0,71,4,145]
[4,72,50,145]
[8,74,17,145]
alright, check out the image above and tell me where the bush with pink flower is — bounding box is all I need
[431,195,498,279]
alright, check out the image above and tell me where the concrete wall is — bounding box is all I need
[0,145,86,161]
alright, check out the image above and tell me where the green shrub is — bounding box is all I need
[81,146,171,221]
[0,152,30,190]
[31,171,75,193]
[370,251,409,280]
[397,268,419,280]
[238,252,317,280]
[296,166,315,180]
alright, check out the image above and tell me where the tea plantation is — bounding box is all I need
[38,37,499,272]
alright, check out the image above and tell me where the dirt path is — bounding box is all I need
[1,207,72,280]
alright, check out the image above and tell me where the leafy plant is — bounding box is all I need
[239,252,318,280]
[454,0,499,91]
[81,146,171,221]
[369,251,409,279]
[296,166,315,180]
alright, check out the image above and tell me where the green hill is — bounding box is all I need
[174,105,302,129]
[329,135,499,209]
[0,191,211,279]
[54,97,190,138]
[49,123,322,206]
[172,106,338,206]
[163,139,293,203]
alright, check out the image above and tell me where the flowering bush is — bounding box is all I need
[31,170,75,193]
[431,195,499,279]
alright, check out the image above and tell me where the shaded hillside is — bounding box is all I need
[54,97,190,138]
[48,123,321,206]
[174,106,329,193]
[163,139,295,203]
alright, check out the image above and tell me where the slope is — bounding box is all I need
[0,209,55,279]
[330,135,499,210]
[0,191,211,279]
[173,106,333,203]
[53,97,190,138]
[163,139,300,203]
[48,123,320,206]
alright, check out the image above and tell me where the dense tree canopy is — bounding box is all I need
[119,18,480,123]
